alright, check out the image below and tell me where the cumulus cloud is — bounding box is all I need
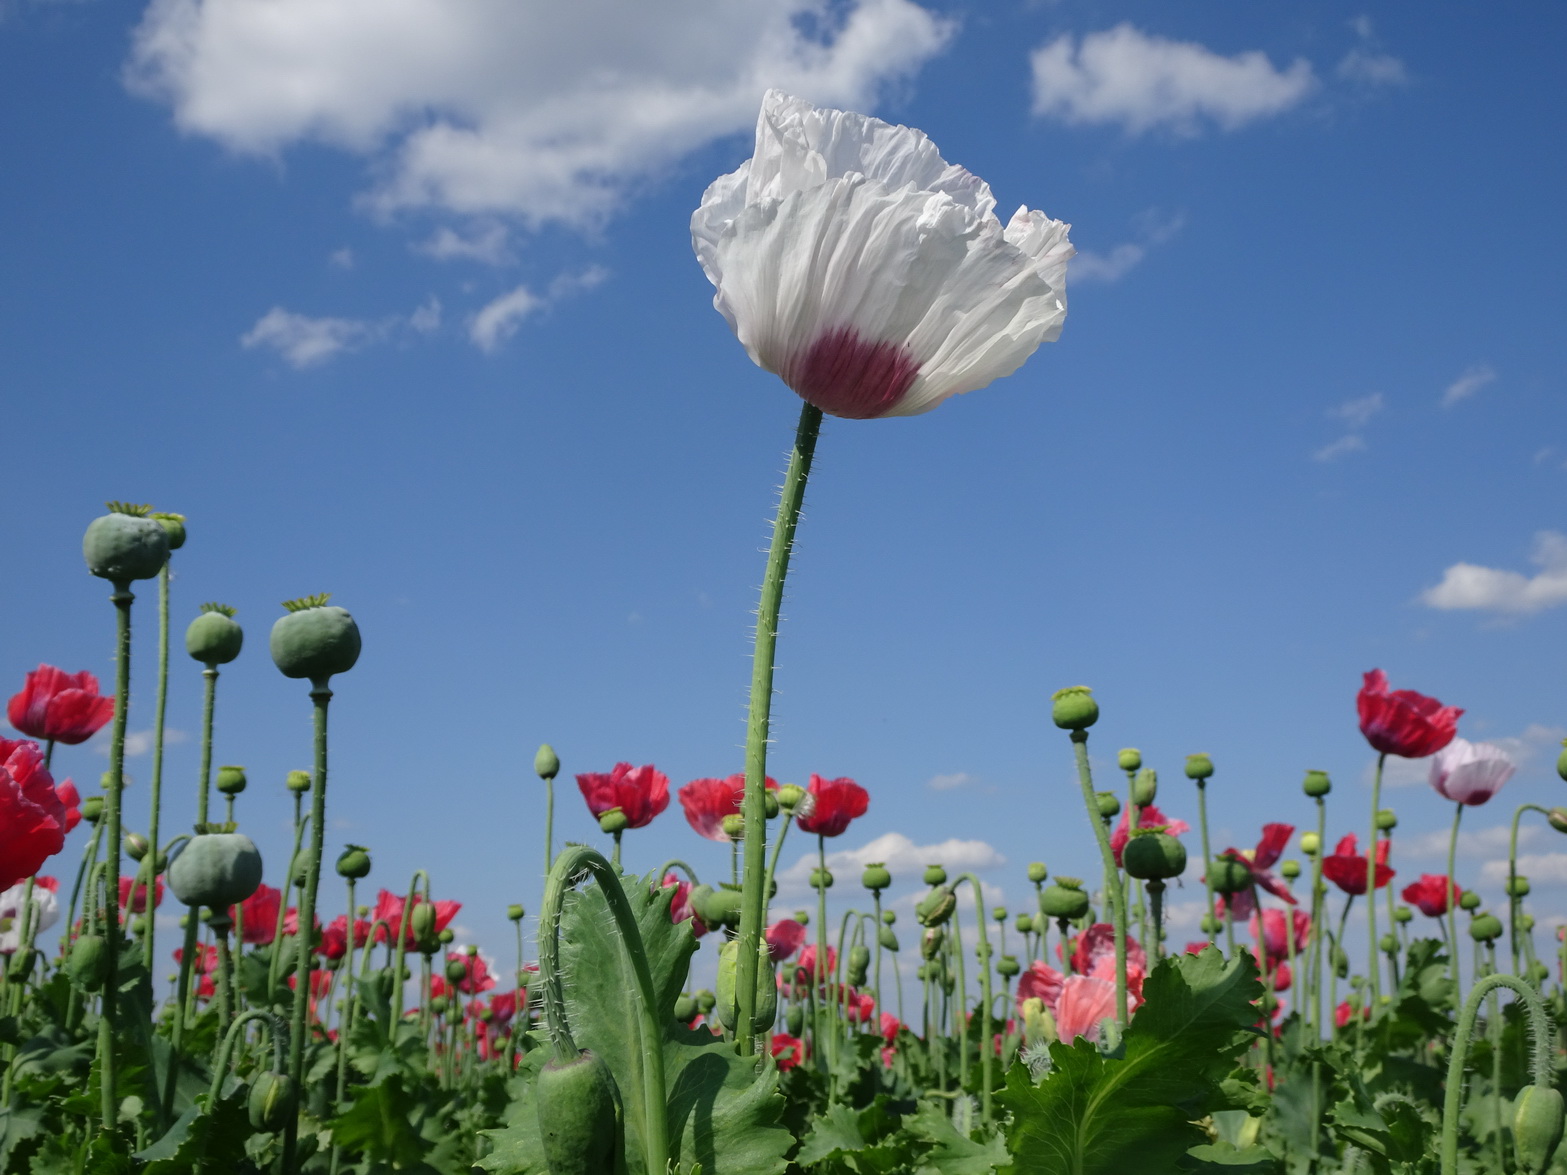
[1420,531,1567,617]
[928,772,976,792]
[1029,24,1315,136]
[241,308,382,367]
[1441,363,1496,408]
[1406,824,1540,859]
[416,224,512,265]
[1483,853,1567,886]
[775,831,1005,896]
[126,0,951,229]
[468,265,606,353]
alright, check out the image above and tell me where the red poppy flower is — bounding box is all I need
[784,943,836,992]
[282,908,321,938]
[447,951,497,995]
[1250,908,1311,960]
[575,763,670,829]
[794,774,869,838]
[0,739,68,890]
[54,780,81,833]
[1016,960,1064,1014]
[194,973,216,1001]
[1357,669,1462,759]
[119,874,164,915]
[1109,804,1190,866]
[229,883,282,944]
[1213,823,1298,921]
[661,874,708,938]
[7,666,115,747]
[879,1012,900,1044]
[1401,873,1463,917]
[1335,1000,1368,1030]
[320,914,373,958]
[371,889,462,948]
[677,774,778,841]
[842,987,875,1024]
[174,943,219,974]
[1320,835,1394,896]
[489,989,522,1026]
[770,1033,805,1071]
[765,918,806,963]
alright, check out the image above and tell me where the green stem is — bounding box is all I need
[872,891,884,1028]
[145,563,171,988]
[1071,732,1127,1024]
[955,874,995,1125]
[1196,780,1216,944]
[736,401,823,1056]
[1366,752,1385,1008]
[267,803,307,998]
[1447,801,1463,1001]
[1509,804,1548,976]
[64,819,104,951]
[543,775,554,876]
[1147,881,1166,957]
[195,668,217,829]
[391,871,429,1023]
[334,877,357,1113]
[1439,972,1555,1175]
[98,583,134,1133]
[205,1009,286,1109]
[814,835,832,1073]
[762,813,795,909]
[950,911,967,1096]
[1310,796,1326,1036]
[538,845,669,1175]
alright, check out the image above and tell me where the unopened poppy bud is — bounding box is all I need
[1302,770,1332,798]
[1131,769,1157,806]
[445,959,467,983]
[720,814,745,840]
[1117,748,1142,772]
[794,909,810,925]
[916,886,956,927]
[437,928,455,945]
[1459,890,1482,911]
[1507,875,1532,897]
[291,852,314,886]
[271,596,361,683]
[132,916,148,935]
[1015,913,1033,933]
[1095,792,1120,819]
[1209,857,1251,894]
[991,905,1008,924]
[186,603,243,666]
[1050,686,1098,731]
[1529,959,1549,983]
[997,955,1021,979]
[1548,807,1567,834]
[1026,862,1048,884]
[1513,1085,1566,1174]
[1330,943,1349,978]
[1039,879,1090,920]
[1379,934,1397,954]
[1393,905,1413,924]
[673,993,696,1022]
[1280,859,1301,881]
[82,796,104,824]
[784,1004,804,1036]
[776,783,807,814]
[1558,739,1567,783]
[923,865,948,886]
[247,1071,297,1134]
[1470,912,1504,942]
[1184,754,1214,781]
[1522,914,1536,931]
[429,995,449,1016]
[1124,831,1187,881]
[1375,809,1397,832]
[532,743,561,781]
[125,833,149,861]
[1300,832,1321,856]
[848,943,870,979]
[150,511,187,550]
[507,904,525,922]
[286,770,311,794]
[922,927,945,960]
[598,807,629,834]
[409,902,436,940]
[879,926,899,952]
[861,863,891,892]
[336,845,371,880]
[84,503,169,585]
[810,867,833,890]
[763,790,780,819]
[215,765,247,796]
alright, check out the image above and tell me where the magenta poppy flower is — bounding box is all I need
[1429,738,1514,806]
[489,990,521,1026]
[0,739,68,891]
[576,763,670,829]
[1357,669,1462,759]
[770,1033,805,1071]
[1249,907,1311,961]
[1402,874,1463,917]
[230,883,282,944]
[765,918,806,962]
[1109,803,1190,866]
[119,874,164,915]
[7,666,115,747]
[661,874,707,939]
[371,889,462,949]
[879,1012,900,1044]
[1015,960,1064,1014]
[677,774,777,841]
[1055,975,1139,1043]
[1320,835,1394,896]
[1213,823,1297,921]
[794,774,869,838]
[446,951,497,995]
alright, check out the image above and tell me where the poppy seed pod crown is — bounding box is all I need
[1050,686,1098,731]
[1302,770,1332,798]
[270,595,361,682]
[1185,753,1214,781]
[151,512,187,550]
[187,604,243,665]
[84,503,169,585]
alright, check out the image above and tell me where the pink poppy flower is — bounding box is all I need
[575,763,670,829]
[661,874,708,939]
[231,883,282,944]
[0,739,68,890]
[1249,908,1311,961]
[1429,738,1514,806]
[1357,669,1461,759]
[7,666,114,746]
[1213,823,1297,921]
[794,774,869,838]
[1401,874,1463,917]
[765,918,806,962]
[677,774,778,841]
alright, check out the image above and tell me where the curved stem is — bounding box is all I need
[1071,732,1127,1024]
[762,813,795,909]
[64,819,104,952]
[736,402,823,1055]
[538,845,668,1175]
[1509,804,1548,976]
[391,871,429,1022]
[655,860,698,884]
[955,873,995,1126]
[206,1009,287,1106]
[1366,752,1385,1008]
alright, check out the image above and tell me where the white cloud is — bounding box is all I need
[1313,434,1366,462]
[1483,853,1567,886]
[468,266,606,353]
[1441,363,1496,408]
[1330,392,1384,428]
[91,726,189,758]
[329,246,354,268]
[774,831,1005,897]
[1406,824,1540,859]
[416,224,512,265]
[1420,531,1567,617]
[1072,209,1184,285]
[126,0,952,229]
[1368,752,1433,790]
[408,296,442,334]
[241,307,381,367]
[928,771,976,792]
[1337,17,1407,87]
[1029,24,1316,136]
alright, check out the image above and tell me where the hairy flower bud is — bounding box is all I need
[1095,791,1120,819]
[879,926,899,952]
[921,926,945,960]
[1131,769,1157,807]
[537,1050,625,1175]
[720,814,746,840]
[1050,686,1098,731]
[445,958,467,984]
[125,833,149,861]
[1549,807,1567,835]
[1514,1085,1566,1175]
[1302,770,1332,798]
[1117,748,1142,772]
[673,993,696,1022]
[716,939,777,1033]
[151,512,187,550]
[248,1071,297,1133]
[916,886,956,928]
[1558,739,1567,784]
[764,790,780,819]
[1184,753,1214,781]
[81,795,104,825]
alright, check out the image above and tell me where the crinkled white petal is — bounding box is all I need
[0,882,58,953]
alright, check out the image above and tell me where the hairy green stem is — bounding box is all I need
[1196,780,1216,944]
[144,563,171,989]
[1072,732,1127,1024]
[1509,803,1548,976]
[98,584,134,1132]
[1366,752,1386,1008]
[956,873,996,1125]
[1447,801,1463,1000]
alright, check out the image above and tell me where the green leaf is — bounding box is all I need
[1183,1142,1281,1172]
[329,1071,432,1169]
[999,949,1263,1175]
[134,1087,255,1174]
[474,1058,546,1175]
[796,1102,868,1166]
[905,1101,1010,1174]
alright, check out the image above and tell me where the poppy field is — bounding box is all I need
[4,91,1567,1175]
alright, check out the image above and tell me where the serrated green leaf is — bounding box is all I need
[1184,1141,1282,1172]
[998,949,1263,1175]
[796,1102,867,1165]
[134,1087,254,1174]
[328,1072,431,1168]
[906,1100,1010,1174]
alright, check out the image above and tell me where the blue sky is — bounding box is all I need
[4,1,1565,990]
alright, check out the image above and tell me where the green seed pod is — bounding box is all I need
[445,958,467,983]
[247,1071,297,1133]
[168,833,264,909]
[335,845,371,880]
[1117,748,1142,772]
[1200,914,1219,935]
[270,597,361,682]
[1529,959,1549,983]
[1015,913,1033,934]
[694,989,716,1015]
[1040,880,1091,921]
[597,807,629,834]
[290,851,314,887]
[1393,905,1413,924]
[215,765,247,796]
[716,939,777,1033]
[1469,913,1504,942]
[880,909,895,926]
[1459,891,1482,911]
[673,993,696,1022]
[1026,862,1048,884]
[1131,768,1158,807]
[1507,875,1532,897]
[1379,934,1397,954]
[720,814,745,841]
[151,512,187,550]
[429,995,449,1016]
[847,961,868,988]
[1280,859,1301,881]
[507,904,525,922]
[991,906,1008,924]
[784,1004,804,1036]
[1050,686,1099,731]
[81,796,103,825]
[1209,857,1252,895]
[83,505,169,584]
[1124,832,1187,881]
[921,927,945,961]
[1522,914,1536,932]
[1095,791,1121,819]
[410,902,437,941]
[916,886,956,928]
[923,864,948,886]
[1331,943,1350,979]
[186,605,244,665]
[879,926,899,952]
[1375,808,1397,832]
[1300,832,1321,856]
[794,910,810,926]
[1514,1086,1566,1174]
[1185,753,1214,781]
[6,950,35,982]
[125,833,149,861]
[286,770,312,794]
[1302,770,1332,798]
[810,867,833,891]
[1558,739,1567,784]
[693,885,743,932]
[776,783,806,813]
[996,955,1021,979]
[1547,807,1567,834]
[849,944,870,973]
[437,928,455,945]
[861,863,891,892]
[535,744,560,780]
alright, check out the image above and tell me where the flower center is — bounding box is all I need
[782,327,919,419]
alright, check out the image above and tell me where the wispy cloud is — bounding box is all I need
[1337,16,1408,87]
[241,309,382,368]
[1441,363,1496,408]
[1420,531,1567,617]
[928,772,977,792]
[1072,209,1185,285]
[91,726,189,758]
[1030,24,1316,136]
[775,831,1005,897]
[469,265,608,353]
[1313,392,1383,461]
[1483,852,1567,885]
[416,224,513,266]
[1313,434,1366,463]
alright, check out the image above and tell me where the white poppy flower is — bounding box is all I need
[692,90,1073,419]
[0,880,59,953]
[1429,737,1516,806]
